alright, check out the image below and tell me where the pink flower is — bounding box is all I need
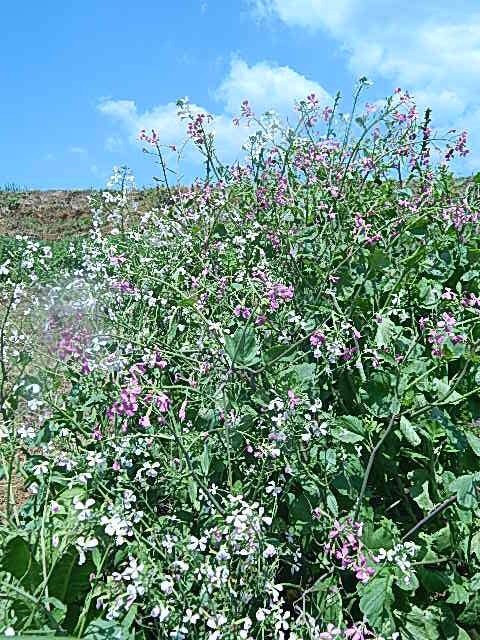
[319,623,342,640]
[179,399,188,422]
[418,316,429,330]
[310,330,326,347]
[322,106,333,121]
[139,415,151,428]
[233,305,251,319]
[81,358,91,375]
[156,393,171,413]
[287,389,300,410]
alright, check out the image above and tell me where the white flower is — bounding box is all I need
[27,383,41,395]
[188,535,207,551]
[86,451,106,468]
[33,461,49,476]
[122,557,143,581]
[73,496,95,521]
[27,398,43,411]
[3,627,15,637]
[162,534,178,553]
[100,514,132,545]
[160,579,174,594]
[76,537,98,565]
[206,614,227,630]
[51,501,60,514]
[263,543,276,559]
[28,481,39,494]
[151,604,170,621]
[183,608,200,624]
[266,481,282,496]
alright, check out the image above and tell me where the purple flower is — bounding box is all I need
[287,389,300,410]
[156,393,171,413]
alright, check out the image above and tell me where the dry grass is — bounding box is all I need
[0,188,170,240]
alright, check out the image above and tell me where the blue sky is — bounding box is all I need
[2,0,480,189]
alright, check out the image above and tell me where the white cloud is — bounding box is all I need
[98,99,191,146]
[216,57,330,115]
[252,0,480,164]
[251,0,357,31]
[98,57,331,168]
[253,1,480,111]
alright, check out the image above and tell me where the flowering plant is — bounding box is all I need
[1,82,480,639]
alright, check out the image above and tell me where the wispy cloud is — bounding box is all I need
[104,135,125,152]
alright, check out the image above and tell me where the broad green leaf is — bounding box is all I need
[224,326,259,366]
[399,416,421,447]
[359,571,394,628]
[403,605,449,640]
[375,317,397,349]
[1,536,42,591]
[326,491,338,516]
[446,573,470,605]
[289,493,312,523]
[411,480,434,512]
[432,378,463,404]
[84,619,133,639]
[450,474,478,509]
[458,595,480,626]
[48,547,95,604]
[290,362,316,387]
[466,431,480,456]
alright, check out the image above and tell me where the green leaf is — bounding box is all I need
[375,317,397,349]
[470,532,480,560]
[290,362,316,388]
[83,619,133,640]
[470,572,480,591]
[399,416,421,447]
[289,493,312,523]
[466,431,480,456]
[1,536,42,591]
[332,416,365,443]
[359,571,394,629]
[456,627,472,640]
[48,547,95,604]
[431,408,467,451]
[458,594,480,626]
[450,474,478,509]
[326,492,338,516]
[432,378,463,404]
[224,326,259,366]
[446,573,470,605]
[361,371,399,417]
[411,479,434,512]
[403,605,445,639]
[199,443,211,475]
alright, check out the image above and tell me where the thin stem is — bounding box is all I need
[402,495,457,541]
[354,413,398,521]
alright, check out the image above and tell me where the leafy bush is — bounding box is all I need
[1,82,480,639]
